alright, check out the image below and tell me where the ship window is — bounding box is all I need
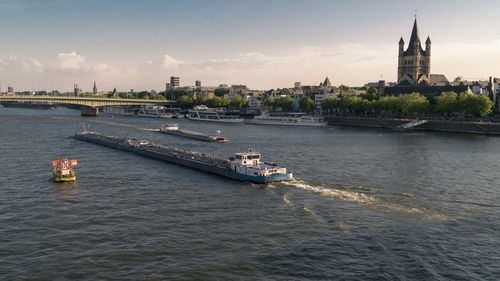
[236,155,242,159]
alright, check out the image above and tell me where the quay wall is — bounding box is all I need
[326,117,500,135]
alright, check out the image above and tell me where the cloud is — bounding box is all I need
[2,40,500,91]
[57,51,86,69]
[0,56,44,73]
[56,51,108,73]
[162,54,183,69]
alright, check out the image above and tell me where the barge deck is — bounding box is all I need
[74,131,291,184]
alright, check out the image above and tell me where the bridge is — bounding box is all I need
[0,95,175,116]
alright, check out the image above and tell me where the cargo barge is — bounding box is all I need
[160,124,227,142]
[74,131,292,184]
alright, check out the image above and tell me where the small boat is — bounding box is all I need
[52,158,77,182]
[160,123,179,132]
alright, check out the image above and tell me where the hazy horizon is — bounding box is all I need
[1,0,499,92]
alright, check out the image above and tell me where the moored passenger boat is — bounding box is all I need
[137,105,173,118]
[187,105,244,123]
[246,113,327,127]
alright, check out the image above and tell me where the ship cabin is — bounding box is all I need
[230,149,288,178]
[234,151,262,166]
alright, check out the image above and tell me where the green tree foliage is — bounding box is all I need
[339,85,350,92]
[321,91,492,117]
[176,95,193,109]
[277,96,295,111]
[435,92,458,115]
[137,91,150,99]
[299,96,315,112]
[229,94,249,108]
[264,97,276,110]
[214,87,229,97]
[263,96,294,111]
[361,87,379,101]
[458,93,493,117]
[320,96,339,114]
[398,93,430,114]
[165,88,188,100]
[453,76,464,84]
[204,96,230,108]
[78,92,97,97]
[432,91,493,117]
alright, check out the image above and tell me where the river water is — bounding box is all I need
[0,107,499,280]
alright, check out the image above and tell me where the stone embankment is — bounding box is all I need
[326,116,500,135]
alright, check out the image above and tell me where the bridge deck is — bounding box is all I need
[0,95,174,107]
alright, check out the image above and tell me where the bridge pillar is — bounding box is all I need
[81,106,99,117]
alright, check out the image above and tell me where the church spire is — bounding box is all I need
[408,18,421,47]
[404,18,424,55]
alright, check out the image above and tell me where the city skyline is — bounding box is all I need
[1,0,500,91]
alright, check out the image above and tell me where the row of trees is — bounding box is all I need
[176,94,249,109]
[263,96,295,111]
[320,92,493,117]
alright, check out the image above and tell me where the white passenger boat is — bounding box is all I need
[137,105,173,119]
[187,105,243,123]
[245,113,327,127]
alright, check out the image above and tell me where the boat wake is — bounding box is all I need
[282,193,293,206]
[280,179,450,220]
[281,179,375,204]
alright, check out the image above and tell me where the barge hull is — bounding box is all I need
[74,132,282,184]
[163,129,217,142]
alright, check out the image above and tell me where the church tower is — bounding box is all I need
[93,81,97,95]
[397,19,431,85]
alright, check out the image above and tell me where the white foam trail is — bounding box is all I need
[283,193,293,206]
[282,179,449,220]
[282,180,375,205]
[303,207,323,223]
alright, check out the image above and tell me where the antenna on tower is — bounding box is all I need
[414,9,417,19]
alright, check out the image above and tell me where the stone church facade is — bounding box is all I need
[397,19,431,85]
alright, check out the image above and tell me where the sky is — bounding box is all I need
[0,0,500,92]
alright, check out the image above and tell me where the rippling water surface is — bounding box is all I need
[1,107,499,280]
